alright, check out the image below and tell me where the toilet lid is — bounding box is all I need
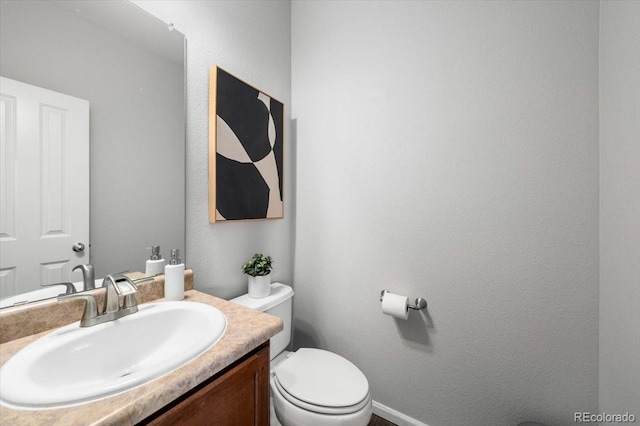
[273,348,369,409]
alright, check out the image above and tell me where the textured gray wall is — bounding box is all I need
[0,0,185,279]
[133,1,294,298]
[91,1,637,424]
[292,1,599,425]
[599,0,640,419]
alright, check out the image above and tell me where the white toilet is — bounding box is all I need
[232,283,373,426]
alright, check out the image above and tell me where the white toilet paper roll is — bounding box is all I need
[381,292,409,320]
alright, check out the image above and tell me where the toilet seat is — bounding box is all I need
[274,376,371,415]
[272,348,370,415]
[271,376,373,426]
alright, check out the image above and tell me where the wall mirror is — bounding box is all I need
[0,0,186,308]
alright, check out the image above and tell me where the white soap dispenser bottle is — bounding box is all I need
[145,246,166,277]
[164,249,184,301]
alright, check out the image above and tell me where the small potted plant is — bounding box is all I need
[242,253,273,298]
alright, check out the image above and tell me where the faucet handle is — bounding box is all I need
[123,294,138,310]
[41,282,77,296]
[58,294,99,327]
[110,273,138,295]
[118,276,139,310]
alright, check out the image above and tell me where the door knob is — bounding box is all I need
[72,242,86,253]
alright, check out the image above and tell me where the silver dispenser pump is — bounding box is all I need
[169,249,181,265]
[149,246,161,260]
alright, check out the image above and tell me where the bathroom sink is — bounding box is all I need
[0,301,226,410]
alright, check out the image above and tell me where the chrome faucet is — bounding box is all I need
[59,273,139,327]
[73,264,95,291]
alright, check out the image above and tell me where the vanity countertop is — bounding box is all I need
[0,290,283,425]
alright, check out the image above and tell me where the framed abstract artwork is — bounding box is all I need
[209,66,284,222]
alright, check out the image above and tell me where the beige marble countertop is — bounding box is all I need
[0,290,283,425]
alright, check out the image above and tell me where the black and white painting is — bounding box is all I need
[209,67,284,222]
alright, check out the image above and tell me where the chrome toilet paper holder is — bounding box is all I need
[380,290,427,310]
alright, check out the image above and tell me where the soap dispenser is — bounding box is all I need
[164,249,184,301]
[145,246,166,277]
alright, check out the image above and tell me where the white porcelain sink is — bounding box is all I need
[0,301,226,410]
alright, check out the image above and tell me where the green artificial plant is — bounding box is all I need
[241,253,274,277]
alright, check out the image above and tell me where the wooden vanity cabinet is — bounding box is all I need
[141,341,270,426]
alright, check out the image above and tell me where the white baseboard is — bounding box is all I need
[372,400,430,426]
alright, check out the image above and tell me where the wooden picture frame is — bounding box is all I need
[209,66,284,223]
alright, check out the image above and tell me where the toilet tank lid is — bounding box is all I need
[230,282,294,312]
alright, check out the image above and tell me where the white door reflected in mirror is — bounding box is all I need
[0,76,90,298]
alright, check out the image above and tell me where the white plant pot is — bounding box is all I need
[248,274,271,299]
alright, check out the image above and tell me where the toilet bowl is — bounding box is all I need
[271,348,372,426]
[232,283,372,426]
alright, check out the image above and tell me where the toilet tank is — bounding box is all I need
[230,282,294,360]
